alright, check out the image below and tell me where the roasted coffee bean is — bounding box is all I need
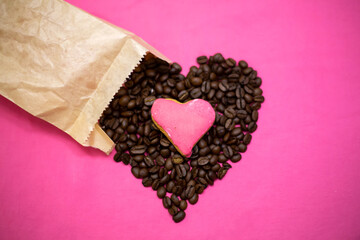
[160,138,170,147]
[198,157,209,166]
[168,205,178,216]
[159,168,166,178]
[157,186,166,198]
[254,95,265,103]
[231,127,242,136]
[196,56,208,64]
[179,200,187,211]
[149,165,160,173]
[163,196,172,209]
[253,88,263,96]
[190,77,203,86]
[224,107,236,118]
[131,167,141,178]
[118,95,130,106]
[218,154,227,163]
[212,163,221,172]
[222,162,232,169]
[172,154,183,164]
[156,156,166,166]
[231,153,242,163]
[216,126,226,137]
[130,145,147,155]
[179,164,187,177]
[165,158,173,170]
[144,96,156,106]
[142,177,153,187]
[185,185,196,199]
[178,90,189,102]
[152,179,160,190]
[243,133,252,145]
[143,156,154,167]
[218,167,228,179]
[159,174,170,184]
[173,211,186,223]
[238,143,247,153]
[188,193,199,205]
[190,88,202,98]
[223,145,233,158]
[139,168,149,178]
[120,153,130,165]
[171,194,180,206]
[114,152,122,162]
[199,147,210,156]
[160,149,171,158]
[166,181,175,192]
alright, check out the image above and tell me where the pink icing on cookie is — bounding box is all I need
[151,98,215,157]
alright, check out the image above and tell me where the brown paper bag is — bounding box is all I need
[0,0,170,154]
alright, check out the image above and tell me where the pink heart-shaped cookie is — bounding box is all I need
[151,98,216,157]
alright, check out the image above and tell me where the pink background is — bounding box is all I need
[1,0,360,239]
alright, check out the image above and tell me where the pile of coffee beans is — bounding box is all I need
[99,53,264,223]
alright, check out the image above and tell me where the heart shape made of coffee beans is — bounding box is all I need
[99,53,264,223]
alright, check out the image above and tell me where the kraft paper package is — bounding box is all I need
[0,0,170,154]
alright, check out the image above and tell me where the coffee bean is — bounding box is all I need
[156,156,165,166]
[243,133,252,145]
[172,154,184,164]
[160,149,171,158]
[160,138,170,147]
[222,162,232,169]
[185,185,196,199]
[188,193,199,205]
[238,143,247,153]
[218,167,227,179]
[223,145,233,158]
[178,90,189,102]
[168,205,178,216]
[190,88,202,98]
[179,200,187,210]
[118,95,130,106]
[254,95,265,103]
[173,211,186,223]
[171,194,180,206]
[197,56,208,64]
[120,153,130,165]
[131,167,141,178]
[144,96,156,106]
[231,153,242,163]
[130,145,147,155]
[198,157,209,166]
[159,174,170,184]
[190,77,203,87]
[157,186,166,198]
[199,147,210,156]
[142,177,153,187]
[224,108,236,118]
[231,127,242,137]
[163,196,172,209]
[143,156,154,167]
[244,94,253,103]
[114,152,121,162]
[166,181,175,192]
[139,168,149,178]
[165,158,173,170]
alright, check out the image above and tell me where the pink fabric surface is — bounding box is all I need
[151,99,215,157]
[1,0,360,239]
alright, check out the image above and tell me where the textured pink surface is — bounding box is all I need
[1,0,360,239]
[151,99,215,157]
